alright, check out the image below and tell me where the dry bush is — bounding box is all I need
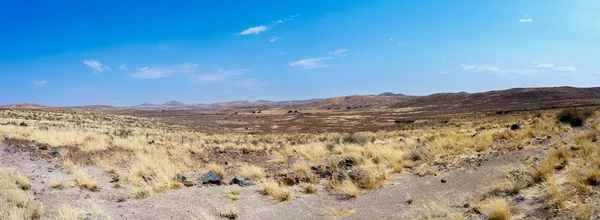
[334,133,370,146]
[341,181,360,198]
[225,187,240,201]
[327,208,356,218]
[543,177,565,209]
[221,207,239,219]
[558,108,594,127]
[534,148,569,182]
[0,169,43,220]
[300,183,318,194]
[354,161,390,190]
[58,204,108,220]
[479,198,511,220]
[135,188,151,199]
[260,179,294,202]
[74,169,100,191]
[50,179,63,189]
[238,164,266,180]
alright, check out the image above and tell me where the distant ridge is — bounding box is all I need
[163,101,184,106]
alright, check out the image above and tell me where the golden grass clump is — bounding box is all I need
[226,187,240,201]
[260,179,294,202]
[51,179,63,189]
[58,203,108,220]
[327,208,356,218]
[480,198,511,220]
[341,181,360,198]
[75,169,100,191]
[237,164,266,180]
[300,183,318,194]
[0,169,43,220]
[220,207,239,219]
[543,177,565,209]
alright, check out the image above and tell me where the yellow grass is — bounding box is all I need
[480,198,511,220]
[327,208,356,218]
[237,164,266,180]
[75,169,100,191]
[260,179,294,202]
[341,181,360,198]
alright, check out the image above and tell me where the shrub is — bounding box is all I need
[333,133,369,145]
[557,108,593,127]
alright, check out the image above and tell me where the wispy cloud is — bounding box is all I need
[289,57,331,69]
[119,64,127,70]
[518,16,533,23]
[130,64,247,84]
[33,80,48,86]
[440,71,451,75]
[188,69,247,84]
[461,61,578,76]
[269,36,281,42]
[533,61,577,72]
[239,26,268,35]
[329,49,348,56]
[83,60,110,73]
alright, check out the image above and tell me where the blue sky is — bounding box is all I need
[1,0,599,106]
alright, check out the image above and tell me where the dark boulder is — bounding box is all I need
[19,122,27,127]
[510,124,522,130]
[203,171,222,185]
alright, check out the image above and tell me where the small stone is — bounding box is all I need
[47,151,58,157]
[174,174,187,183]
[282,177,296,186]
[183,180,194,187]
[510,124,522,130]
[441,179,447,183]
[38,144,48,150]
[19,122,28,127]
[242,148,250,154]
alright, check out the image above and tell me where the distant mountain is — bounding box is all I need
[163,101,185,106]
[139,102,158,107]
[377,92,407,97]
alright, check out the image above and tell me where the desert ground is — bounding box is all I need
[1,87,600,219]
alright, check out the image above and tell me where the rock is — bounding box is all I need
[183,180,194,187]
[242,148,250,154]
[148,140,155,144]
[203,171,222,185]
[38,144,48,150]
[510,124,522,130]
[174,174,187,183]
[282,177,296,186]
[231,176,257,187]
[47,151,58,157]
[213,146,221,153]
[19,122,27,127]
[441,179,447,183]
[110,176,119,183]
[344,157,356,168]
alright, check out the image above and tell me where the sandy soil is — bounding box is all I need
[0,143,543,220]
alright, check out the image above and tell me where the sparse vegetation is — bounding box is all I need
[327,208,356,219]
[260,179,294,202]
[479,198,511,220]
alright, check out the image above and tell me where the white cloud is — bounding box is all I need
[239,26,267,35]
[440,71,451,75]
[329,49,348,56]
[534,61,578,72]
[33,80,48,86]
[289,57,331,69]
[460,64,476,70]
[83,60,110,73]
[269,36,281,42]
[130,64,246,84]
[519,18,533,23]
[187,69,247,84]
[119,64,127,70]
[461,62,578,76]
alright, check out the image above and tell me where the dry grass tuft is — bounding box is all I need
[74,169,100,191]
[327,208,356,219]
[51,179,63,189]
[480,198,511,220]
[341,181,360,198]
[543,177,565,209]
[260,179,294,202]
[0,168,43,220]
[238,164,266,180]
[220,207,239,219]
[226,187,240,201]
[300,183,318,194]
